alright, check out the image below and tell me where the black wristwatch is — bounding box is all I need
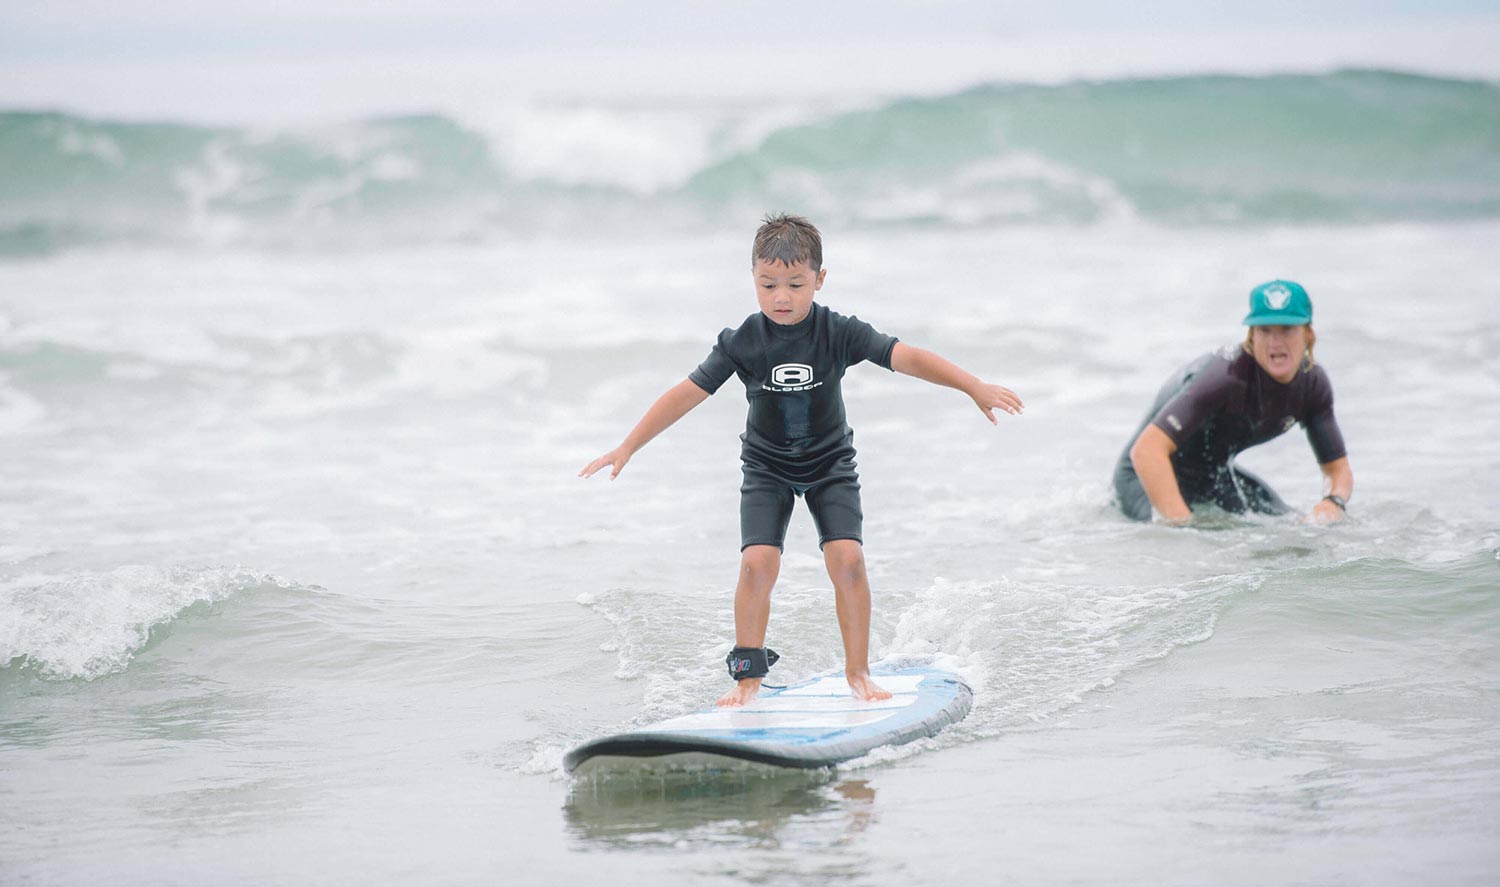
[1322,494,1347,511]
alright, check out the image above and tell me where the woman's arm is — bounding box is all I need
[578,379,710,480]
[889,342,1023,423]
[1308,456,1353,524]
[1129,424,1193,524]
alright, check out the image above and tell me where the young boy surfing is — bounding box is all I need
[580,214,1022,706]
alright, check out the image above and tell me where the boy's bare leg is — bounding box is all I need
[822,539,891,702]
[717,544,781,707]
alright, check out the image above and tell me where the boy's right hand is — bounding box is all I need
[971,382,1024,424]
[579,446,632,480]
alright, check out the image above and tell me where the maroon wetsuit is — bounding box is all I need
[1114,345,1347,520]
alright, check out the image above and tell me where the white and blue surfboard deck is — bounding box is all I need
[564,665,972,775]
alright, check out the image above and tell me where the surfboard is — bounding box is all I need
[564,665,972,775]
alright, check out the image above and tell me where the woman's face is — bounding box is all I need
[1249,324,1309,383]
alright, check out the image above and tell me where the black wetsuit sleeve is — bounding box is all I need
[1149,366,1233,447]
[1303,368,1348,463]
[688,330,738,395]
[840,314,899,371]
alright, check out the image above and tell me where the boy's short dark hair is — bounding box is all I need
[752,213,822,272]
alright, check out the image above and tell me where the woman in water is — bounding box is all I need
[1114,280,1353,525]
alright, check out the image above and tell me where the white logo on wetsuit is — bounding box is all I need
[1282,415,1296,431]
[772,364,813,385]
[1166,414,1182,431]
[1263,283,1293,310]
[767,363,824,393]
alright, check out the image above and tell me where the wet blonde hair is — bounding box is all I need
[1243,325,1317,370]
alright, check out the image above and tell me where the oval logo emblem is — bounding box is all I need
[771,363,813,386]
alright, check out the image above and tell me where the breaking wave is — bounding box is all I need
[3,69,1498,255]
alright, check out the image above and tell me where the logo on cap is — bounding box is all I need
[1262,283,1293,310]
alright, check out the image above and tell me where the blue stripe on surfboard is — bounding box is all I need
[564,667,972,772]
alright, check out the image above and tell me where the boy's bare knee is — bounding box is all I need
[822,540,866,587]
[740,545,781,578]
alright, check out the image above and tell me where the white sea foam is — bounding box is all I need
[0,565,283,680]
[477,100,836,194]
[57,124,125,166]
[0,199,1498,883]
[486,104,716,193]
[0,379,47,433]
[175,139,252,247]
[519,744,571,780]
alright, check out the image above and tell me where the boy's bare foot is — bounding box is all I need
[847,671,892,702]
[717,677,762,707]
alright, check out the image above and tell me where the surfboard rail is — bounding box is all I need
[565,667,972,774]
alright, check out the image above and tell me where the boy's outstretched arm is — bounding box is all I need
[578,379,710,480]
[889,342,1023,424]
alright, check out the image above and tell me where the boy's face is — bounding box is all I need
[753,258,825,325]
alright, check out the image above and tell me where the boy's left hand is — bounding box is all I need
[970,383,1024,424]
[579,446,633,480]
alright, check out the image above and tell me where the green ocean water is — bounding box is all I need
[3,70,1500,256]
[1,72,1499,886]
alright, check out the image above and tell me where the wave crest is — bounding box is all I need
[3,70,1498,255]
[0,565,289,680]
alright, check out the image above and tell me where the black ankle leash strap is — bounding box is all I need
[726,646,779,680]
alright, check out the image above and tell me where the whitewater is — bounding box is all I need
[2,71,1499,886]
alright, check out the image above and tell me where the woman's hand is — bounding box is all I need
[1306,498,1345,524]
[1306,457,1353,525]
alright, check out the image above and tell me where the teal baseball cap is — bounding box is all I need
[1243,280,1312,326]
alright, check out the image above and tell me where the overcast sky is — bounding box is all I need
[4,1,1499,120]
[6,1,1500,57]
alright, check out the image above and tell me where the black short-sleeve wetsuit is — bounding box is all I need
[1113,344,1347,521]
[689,302,899,550]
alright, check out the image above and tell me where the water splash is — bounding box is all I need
[0,565,292,680]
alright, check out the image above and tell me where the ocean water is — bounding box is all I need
[2,71,1499,885]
